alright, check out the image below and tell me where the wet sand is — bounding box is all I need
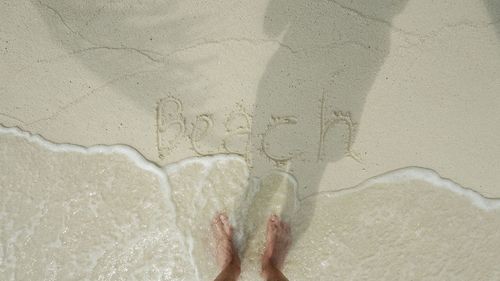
[1,0,500,280]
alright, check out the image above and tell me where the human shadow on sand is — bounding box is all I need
[244,0,411,251]
[32,0,421,264]
[28,0,210,125]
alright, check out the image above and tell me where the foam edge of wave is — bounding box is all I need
[0,125,175,212]
[323,167,500,210]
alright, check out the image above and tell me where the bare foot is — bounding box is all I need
[212,213,239,269]
[262,214,292,271]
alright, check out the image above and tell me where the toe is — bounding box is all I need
[220,214,232,236]
[266,217,273,233]
[214,212,223,223]
[219,213,228,221]
[214,217,225,234]
[267,215,275,228]
[215,224,224,236]
[270,214,280,227]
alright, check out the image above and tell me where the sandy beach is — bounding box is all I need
[1,0,500,280]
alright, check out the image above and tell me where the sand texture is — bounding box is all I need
[2,129,500,280]
[1,0,500,280]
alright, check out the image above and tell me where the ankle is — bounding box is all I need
[229,258,241,275]
[261,261,276,278]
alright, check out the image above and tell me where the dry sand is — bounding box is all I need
[1,0,500,280]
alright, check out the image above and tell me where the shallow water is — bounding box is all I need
[2,126,500,281]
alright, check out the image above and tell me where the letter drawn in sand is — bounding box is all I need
[261,115,301,167]
[222,103,252,161]
[317,92,361,162]
[156,97,185,159]
[190,114,223,156]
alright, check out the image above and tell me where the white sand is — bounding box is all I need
[2,0,500,197]
[1,0,500,280]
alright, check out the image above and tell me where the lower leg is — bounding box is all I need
[214,261,241,281]
[261,214,291,281]
[261,264,288,281]
[213,213,241,281]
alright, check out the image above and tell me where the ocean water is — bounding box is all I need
[1,125,500,281]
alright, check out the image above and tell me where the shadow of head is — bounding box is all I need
[29,0,210,112]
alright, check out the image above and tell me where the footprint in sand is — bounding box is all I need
[156,97,185,159]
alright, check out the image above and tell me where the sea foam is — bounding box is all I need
[1,124,498,211]
[2,124,500,280]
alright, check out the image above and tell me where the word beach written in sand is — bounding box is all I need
[156,94,360,165]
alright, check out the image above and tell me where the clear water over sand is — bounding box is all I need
[2,0,500,280]
[2,126,500,280]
